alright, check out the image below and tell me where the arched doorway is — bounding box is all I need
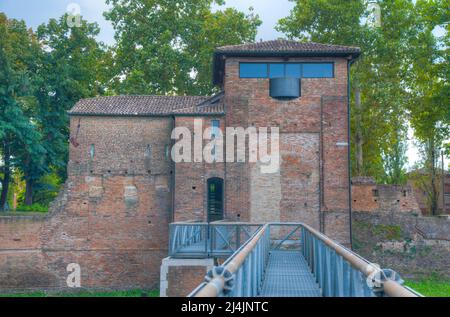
[207,177,224,222]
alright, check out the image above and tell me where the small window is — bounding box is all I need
[211,120,220,159]
[285,63,302,78]
[89,144,95,159]
[145,145,151,158]
[372,189,379,197]
[269,64,284,78]
[240,63,267,78]
[211,120,220,138]
[165,145,170,160]
[302,63,333,78]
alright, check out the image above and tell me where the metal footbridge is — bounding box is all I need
[169,222,422,297]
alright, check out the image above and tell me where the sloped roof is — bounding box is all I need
[216,39,361,55]
[68,94,224,116]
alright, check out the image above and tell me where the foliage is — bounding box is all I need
[15,203,48,213]
[103,0,261,95]
[277,0,449,187]
[0,2,261,209]
[0,13,106,209]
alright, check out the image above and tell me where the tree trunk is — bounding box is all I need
[354,86,364,175]
[0,144,11,211]
[25,178,34,206]
[430,142,438,216]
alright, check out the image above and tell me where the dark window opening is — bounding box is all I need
[165,145,170,160]
[89,144,95,159]
[372,189,379,197]
[207,177,224,223]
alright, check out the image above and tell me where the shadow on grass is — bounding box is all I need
[0,289,159,297]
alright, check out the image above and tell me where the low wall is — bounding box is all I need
[0,175,170,293]
[352,211,450,279]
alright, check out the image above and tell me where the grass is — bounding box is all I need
[405,278,450,297]
[0,289,159,297]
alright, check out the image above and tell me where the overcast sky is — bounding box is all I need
[0,0,447,168]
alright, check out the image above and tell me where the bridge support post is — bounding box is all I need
[160,257,214,297]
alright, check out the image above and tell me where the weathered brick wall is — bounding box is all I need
[0,116,172,292]
[160,257,214,297]
[223,57,351,244]
[351,177,421,213]
[173,116,226,222]
[353,211,450,278]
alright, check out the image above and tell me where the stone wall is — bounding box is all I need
[0,116,173,292]
[351,177,421,214]
[223,56,351,244]
[353,211,450,279]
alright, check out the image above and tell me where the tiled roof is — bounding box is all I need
[216,39,360,55]
[69,94,224,116]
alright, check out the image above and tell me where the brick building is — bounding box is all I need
[0,40,360,292]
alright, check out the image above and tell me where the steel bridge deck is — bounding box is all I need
[259,250,322,297]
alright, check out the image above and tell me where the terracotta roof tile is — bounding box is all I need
[69,94,224,116]
[216,39,360,55]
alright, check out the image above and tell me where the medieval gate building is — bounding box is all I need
[0,40,360,291]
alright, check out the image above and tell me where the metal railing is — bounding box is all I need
[186,222,422,297]
[169,222,262,258]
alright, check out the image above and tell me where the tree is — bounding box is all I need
[406,0,449,215]
[0,13,44,210]
[104,0,261,95]
[28,14,107,202]
[277,0,434,184]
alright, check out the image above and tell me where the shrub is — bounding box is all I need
[15,203,48,213]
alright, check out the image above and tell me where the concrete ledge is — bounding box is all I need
[160,257,214,297]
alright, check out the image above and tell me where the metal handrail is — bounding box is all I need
[189,224,269,297]
[185,222,421,297]
[300,223,421,297]
[169,222,262,258]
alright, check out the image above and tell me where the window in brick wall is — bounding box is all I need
[239,63,267,78]
[145,145,151,159]
[240,62,334,79]
[165,145,170,160]
[302,63,334,78]
[372,189,379,197]
[211,120,220,160]
[89,144,95,159]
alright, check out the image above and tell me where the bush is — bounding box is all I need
[15,203,48,213]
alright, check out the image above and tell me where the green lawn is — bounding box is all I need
[405,279,450,297]
[0,289,159,297]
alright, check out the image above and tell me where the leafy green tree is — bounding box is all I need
[277,0,437,184]
[0,13,44,210]
[104,0,261,95]
[405,0,449,215]
[30,14,107,201]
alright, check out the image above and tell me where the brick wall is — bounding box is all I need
[223,57,351,243]
[0,116,172,292]
[351,177,421,214]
